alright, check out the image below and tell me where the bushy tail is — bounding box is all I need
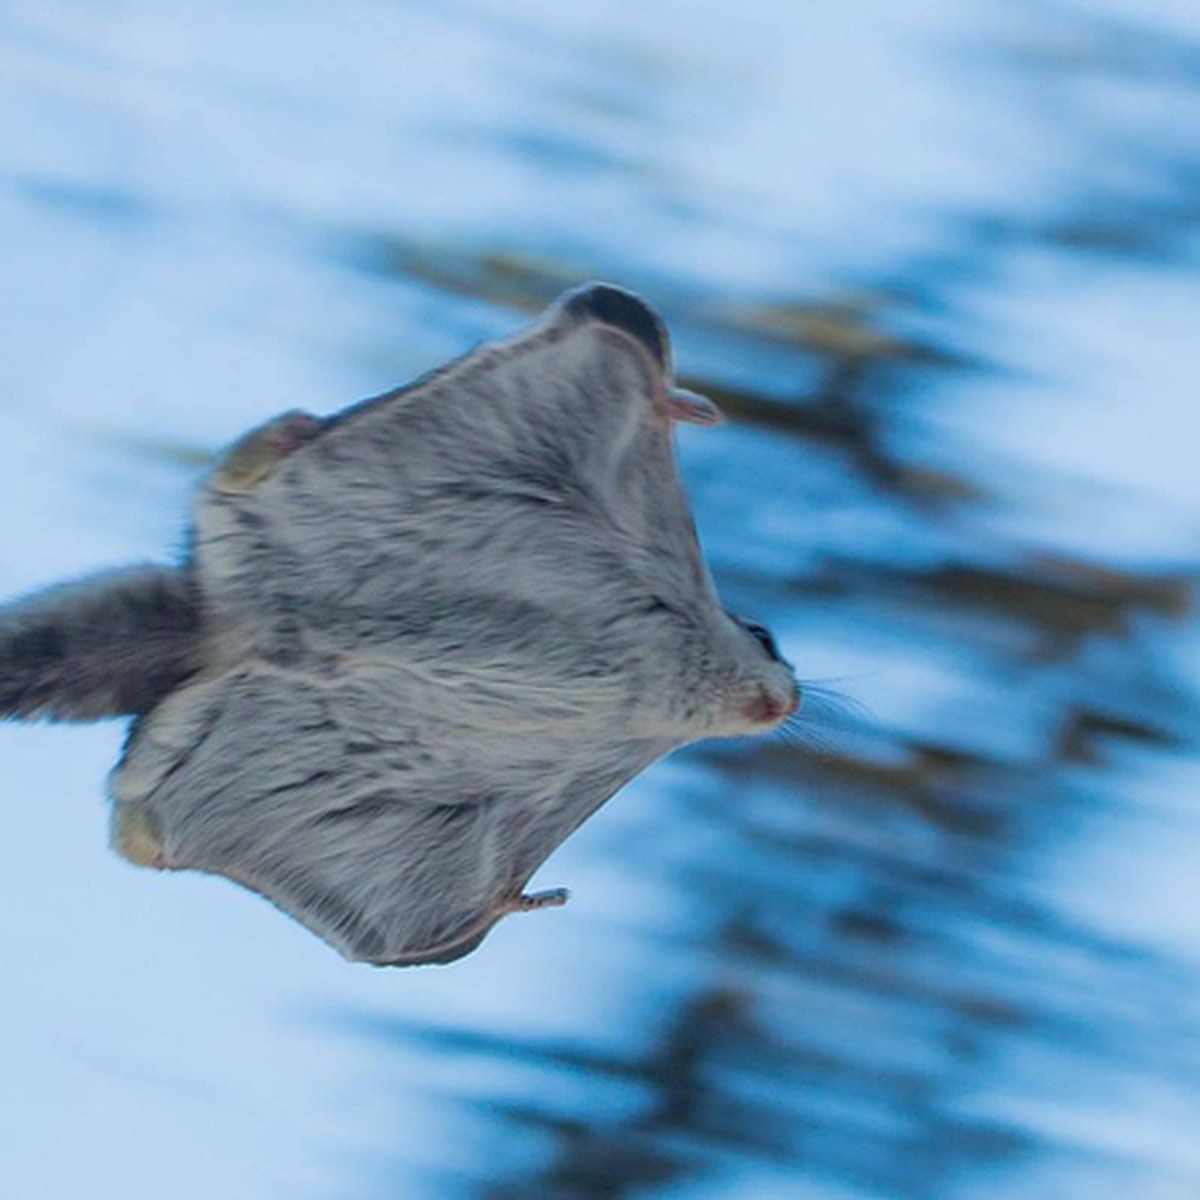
[0,565,203,721]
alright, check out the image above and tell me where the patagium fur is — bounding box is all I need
[0,285,798,966]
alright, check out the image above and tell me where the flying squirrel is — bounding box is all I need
[0,284,799,966]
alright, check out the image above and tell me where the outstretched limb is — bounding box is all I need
[500,886,571,914]
[664,387,724,426]
[377,888,571,967]
[208,410,324,494]
[361,887,573,968]
[112,800,169,869]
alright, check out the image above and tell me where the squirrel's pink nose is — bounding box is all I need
[743,685,798,726]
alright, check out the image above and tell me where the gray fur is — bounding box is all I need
[1,284,798,966]
[0,566,201,720]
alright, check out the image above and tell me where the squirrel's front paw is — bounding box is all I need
[210,411,323,494]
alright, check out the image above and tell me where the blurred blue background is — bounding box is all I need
[2,0,1200,1196]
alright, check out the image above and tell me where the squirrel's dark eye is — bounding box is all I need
[743,621,781,662]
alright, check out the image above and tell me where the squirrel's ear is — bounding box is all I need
[0,566,202,722]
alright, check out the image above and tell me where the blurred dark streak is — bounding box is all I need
[4,173,158,228]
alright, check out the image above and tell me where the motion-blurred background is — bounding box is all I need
[2,1,1200,1197]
